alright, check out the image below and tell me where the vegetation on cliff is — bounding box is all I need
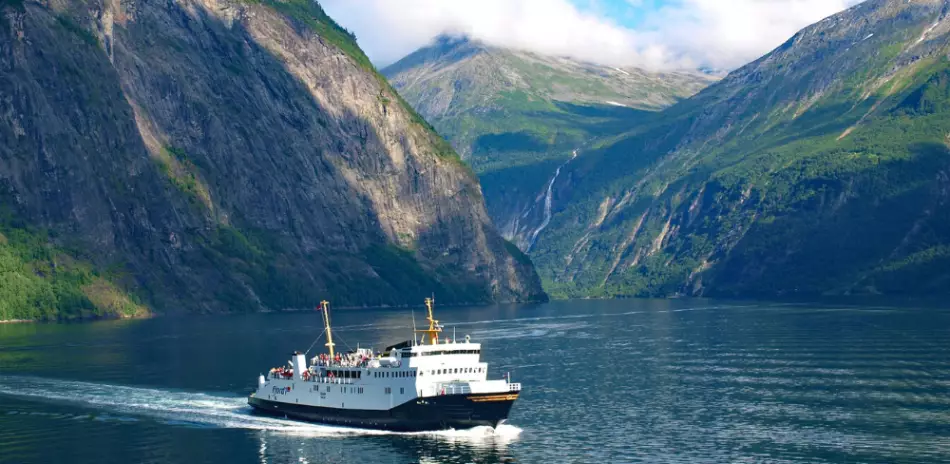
[0,214,147,321]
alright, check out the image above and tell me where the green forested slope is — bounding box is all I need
[531,0,950,299]
[0,215,148,321]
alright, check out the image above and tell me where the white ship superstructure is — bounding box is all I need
[248,298,520,431]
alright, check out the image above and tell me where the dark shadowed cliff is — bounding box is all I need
[0,0,546,320]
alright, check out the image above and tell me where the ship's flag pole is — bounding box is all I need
[412,309,418,346]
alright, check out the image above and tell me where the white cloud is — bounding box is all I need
[646,0,867,69]
[320,0,867,71]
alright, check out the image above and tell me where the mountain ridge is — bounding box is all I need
[529,0,950,299]
[386,34,716,119]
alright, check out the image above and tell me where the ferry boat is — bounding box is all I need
[248,298,521,431]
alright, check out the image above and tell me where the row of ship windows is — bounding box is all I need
[424,367,484,376]
[400,350,481,358]
[327,386,406,395]
[374,371,415,378]
[371,367,485,378]
[324,368,485,380]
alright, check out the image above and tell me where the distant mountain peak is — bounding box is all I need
[431,33,476,48]
[381,33,492,78]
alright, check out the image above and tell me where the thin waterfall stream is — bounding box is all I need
[526,150,577,251]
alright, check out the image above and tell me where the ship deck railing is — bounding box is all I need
[268,373,357,384]
[312,362,367,368]
[433,381,521,396]
[437,383,472,395]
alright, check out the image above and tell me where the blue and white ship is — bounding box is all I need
[248,298,521,431]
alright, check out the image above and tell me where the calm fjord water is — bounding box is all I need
[1,299,948,464]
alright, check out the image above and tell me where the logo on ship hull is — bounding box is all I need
[272,386,293,395]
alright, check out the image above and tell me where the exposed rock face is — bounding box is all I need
[530,0,950,299]
[0,0,546,316]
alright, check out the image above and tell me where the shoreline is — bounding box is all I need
[6,294,944,325]
[0,312,151,325]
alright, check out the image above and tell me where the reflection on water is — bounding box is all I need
[254,424,519,464]
[1,299,950,463]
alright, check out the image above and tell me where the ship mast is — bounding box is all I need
[415,297,442,345]
[321,300,335,358]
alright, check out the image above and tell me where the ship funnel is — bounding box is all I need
[293,352,307,380]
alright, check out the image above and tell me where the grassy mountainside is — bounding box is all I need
[530,0,950,299]
[0,0,545,321]
[0,216,148,321]
[383,37,715,245]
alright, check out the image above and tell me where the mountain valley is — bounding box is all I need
[383,37,716,248]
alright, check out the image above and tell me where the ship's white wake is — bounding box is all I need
[0,376,522,441]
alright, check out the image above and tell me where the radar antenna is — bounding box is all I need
[415,296,442,345]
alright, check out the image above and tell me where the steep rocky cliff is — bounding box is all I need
[531,0,950,299]
[0,0,545,320]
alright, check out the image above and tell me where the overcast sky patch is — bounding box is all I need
[321,0,866,71]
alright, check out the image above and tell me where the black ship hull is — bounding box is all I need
[248,392,518,432]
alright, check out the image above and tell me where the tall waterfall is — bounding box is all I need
[526,150,577,251]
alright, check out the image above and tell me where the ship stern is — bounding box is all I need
[399,390,519,430]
